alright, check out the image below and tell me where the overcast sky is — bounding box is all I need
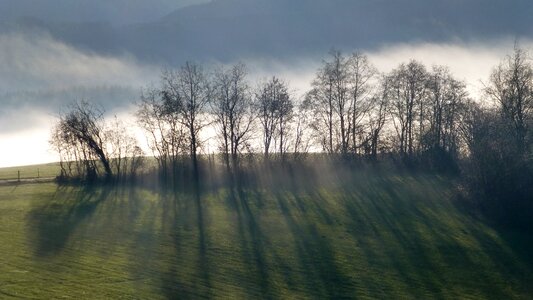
[0,0,532,167]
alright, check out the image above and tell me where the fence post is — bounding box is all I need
[38,168,40,179]
[18,170,20,182]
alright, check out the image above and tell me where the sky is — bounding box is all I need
[0,0,532,167]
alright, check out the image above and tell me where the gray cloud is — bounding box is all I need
[0,32,159,92]
[0,32,158,134]
[0,30,530,135]
[0,86,139,129]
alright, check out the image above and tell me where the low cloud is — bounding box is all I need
[0,31,159,137]
[1,34,531,167]
[367,39,533,96]
[241,39,533,99]
[0,32,159,93]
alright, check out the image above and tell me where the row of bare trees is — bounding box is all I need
[51,46,532,186]
[135,62,300,176]
[134,50,470,170]
[305,50,470,165]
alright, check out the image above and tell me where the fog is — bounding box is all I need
[367,40,533,96]
[0,0,531,167]
[0,33,159,93]
[1,33,528,167]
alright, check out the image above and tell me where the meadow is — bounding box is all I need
[0,162,532,299]
[0,163,61,181]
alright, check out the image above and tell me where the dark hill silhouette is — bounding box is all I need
[1,0,532,65]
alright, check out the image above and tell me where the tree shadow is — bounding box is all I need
[340,180,451,297]
[224,164,358,298]
[158,167,213,299]
[273,190,355,299]
[26,185,111,257]
[226,169,274,299]
[21,164,532,298]
[340,174,532,298]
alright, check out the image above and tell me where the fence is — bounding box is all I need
[0,167,59,181]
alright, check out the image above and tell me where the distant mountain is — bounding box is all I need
[122,0,533,63]
[0,0,209,25]
[1,0,532,65]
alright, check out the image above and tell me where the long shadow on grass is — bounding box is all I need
[159,169,212,299]
[273,190,356,298]
[225,170,274,299]
[341,173,530,298]
[222,165,358,298]
[26,185,111,257]
[340,176,452,297]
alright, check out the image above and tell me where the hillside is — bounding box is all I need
[0,165,531,298]
[0,162,60,181]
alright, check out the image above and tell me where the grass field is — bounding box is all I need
[0,166,532,299]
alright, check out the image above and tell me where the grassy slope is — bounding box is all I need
[0,163,61,180]
[0,169,531,299]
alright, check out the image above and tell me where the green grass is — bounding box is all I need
[0,168,531,299]
[0,163,61,180]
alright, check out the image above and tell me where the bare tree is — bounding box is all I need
[306,69,336,153]
[425,66,468,156]
[136,87,187,174]
[52,100,112,181]
[255,76,293,158]
[348,52,376,154]
[387,60,428,157]
[366,75,390,159]
[161,62,211,165]
[485,45,533,155]
[306,50,348,154]
[291,99,312,155]
[276,84,294,156]
[50,123,79,178]
[306,50,376,156]
[328,50,352,154]
[211,63,254,166]
[105,116,145,179]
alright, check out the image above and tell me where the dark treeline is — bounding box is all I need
[51,46,533,227]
